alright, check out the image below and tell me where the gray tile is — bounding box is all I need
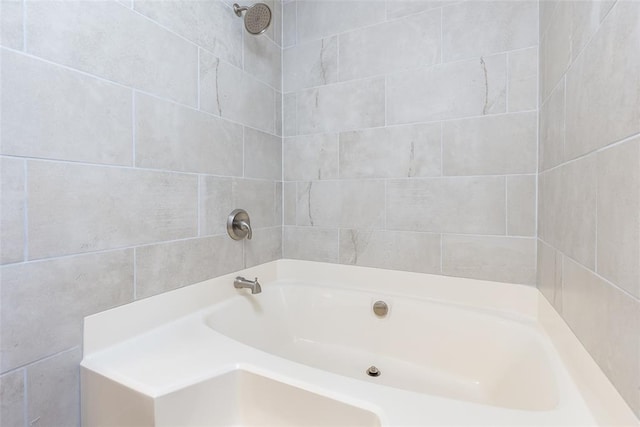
[282,1,296,47]
[508,47,538,112]
[199,176,279,236]
[539,80,565,171]
[597,137,640,298]
[275,91,283,137]
[338,10,440,81]
[387,54,507,124]
[540,1,570,102]
[1,50,132,166]
[565,1,640,160]
[283,37,337,93]
[27,161,197,259]
[133,0,243,68]
[284,134,338,181]
[0,250,133,371]
[200,51,276,134]
[244,128,282,181]
[442,234,536,285]
[1,157,25,264]
[339,229,441,274]
[442,1,538,62]
[283,93,297,137]
[387,177,506,234]
[27,347,82,427]
[339,123,441,179]
[507,175,536,237]
[442,112,537,176]
[539,0,559,38]
[562,258,640,415]
[136,236,243,299]
[244,227,282,268]
[283,182,296,226]
[199,176,234,236]
[538,155,597,269]
[283,226,338,263]
[0,369,25,427]
[0,0,23,49]
[27,0,198,106]
[234,179,279,229]
[537,239,563,314]
[570,0,616,61]
[135,93,243,175]
[296,78,385,134]
[295,181,340,227]
[386,0,445,20]
[244,35,281,90]
[296,1,385,44]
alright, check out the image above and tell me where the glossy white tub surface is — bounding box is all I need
[82,260,639,426]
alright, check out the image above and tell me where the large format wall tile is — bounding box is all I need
[508,47,538,112]
[340,124,441,179]
[244,227,282,268]
[507,175,536,237]
[283,37,338,93]
[244,128,282,181]
[386,0,445,20]
[387,177,506,234]
[537,239,563,313]
[283,226,338,262]
[295,1,385,44]
[338,10,441,81]
[539,80,565,171]
[570,0,616,61]
[0,1,23,49]
[442,112,537,176]
[1,50,132,166]
[538,155,597,269]
[387,54,507,124]
[244,35,282,90]
[199,176,234,236]
[200,51,276,134]
[564,1,640,160]
[296,78,385,134]
[0,250,133,372]
[133,0,243,68]
[135,93,243,175]
[284,134,339,181]
[27,161,197,259]
[339,229,441,274]
[136,236,243,299]
[562,258,640,415]
[1,157,25,264]
[442,235,536,285]
[27,348,82,427]
[0,370,25,427]
[442,1,537,62]
[596,137,640,298]
[26,0,198,106]
[540,1,570,102]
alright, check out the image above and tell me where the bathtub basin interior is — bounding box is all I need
[205,283,558,411]
[155,369,381,427]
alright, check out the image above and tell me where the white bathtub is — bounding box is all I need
[81,260,638,426]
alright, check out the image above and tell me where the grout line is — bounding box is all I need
[23,159,29,262]
[133,247,137,300]
[22,368,28,427]
[22,0,27,52]
[504,176,508,235]
[131,91,136,166]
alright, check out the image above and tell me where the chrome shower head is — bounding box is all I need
[233,3,272,35]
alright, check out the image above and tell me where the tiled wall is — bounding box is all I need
[538,0,640,416]
[282,0,539,285]
[0,1,282,425]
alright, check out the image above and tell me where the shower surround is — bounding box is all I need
[0,0,639,425]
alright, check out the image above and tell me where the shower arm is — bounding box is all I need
[233,4,249,16]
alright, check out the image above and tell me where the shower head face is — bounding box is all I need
[243,3,272,35]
